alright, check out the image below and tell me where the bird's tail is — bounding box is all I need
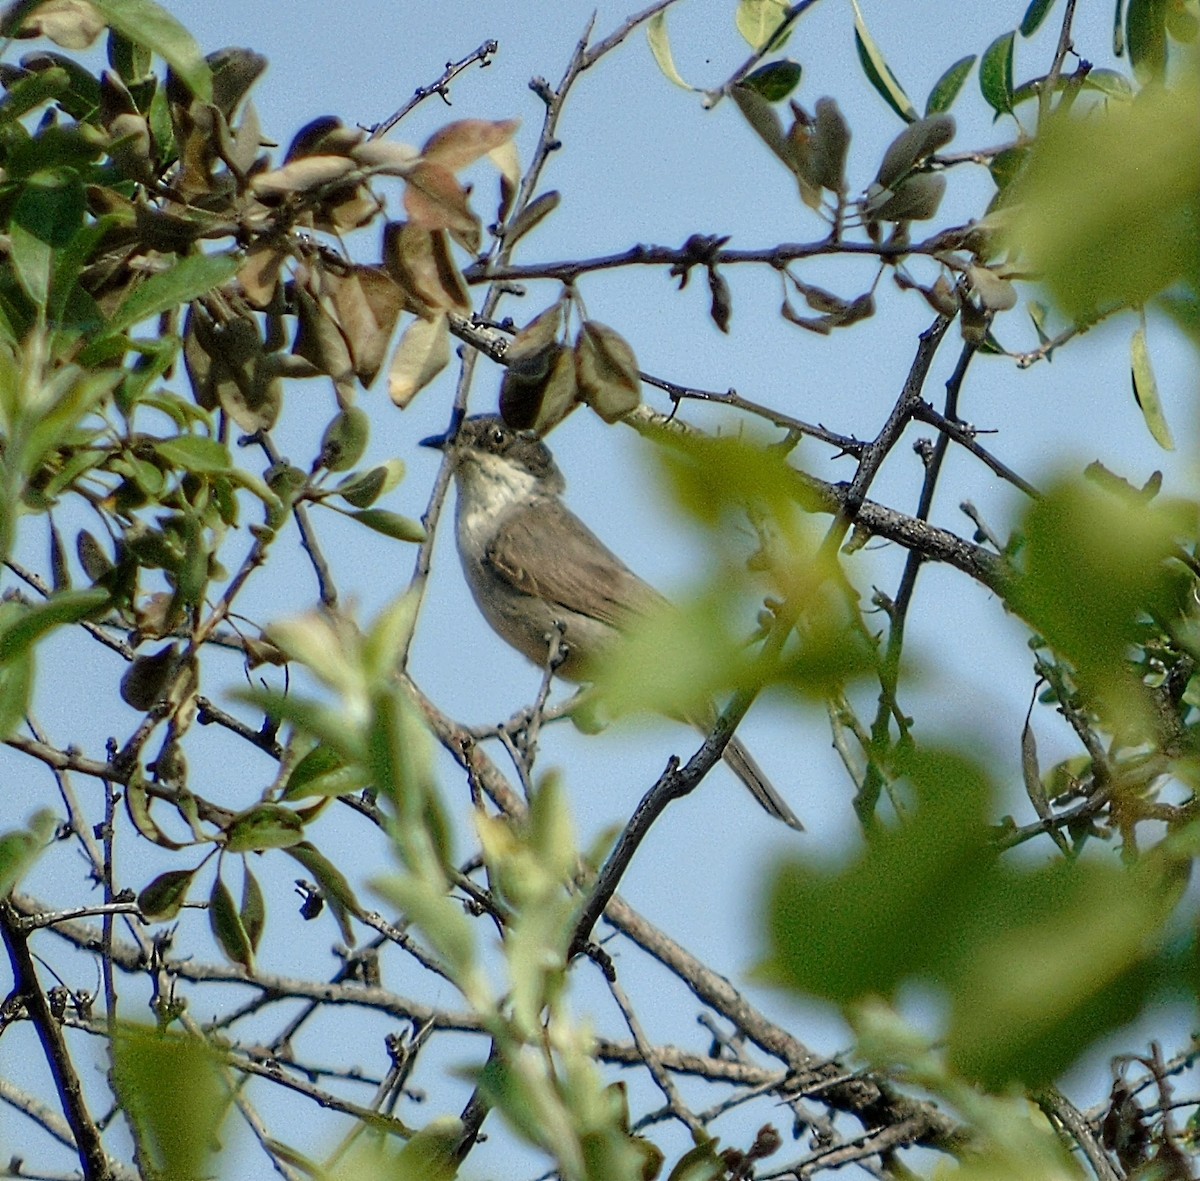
[723,737,804,831]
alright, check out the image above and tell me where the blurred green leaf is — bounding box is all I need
[850,0,916,120]
[946,857,1179,1088]
[762,748,997,1003]
[111,1024,228,1181]
[1008,68,1200,319]
[980,30,1016,115]
[735,0,791,51]
[925,55,976,115]
[1130,323,1174,450]
[1007,477,1193,726]
[0,811,55,898]
[0,586,108,665]
[1126,0,1168,80]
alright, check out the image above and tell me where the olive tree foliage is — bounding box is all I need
[0,0,1199,1177]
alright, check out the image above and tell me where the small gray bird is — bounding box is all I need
[422,414,803,830]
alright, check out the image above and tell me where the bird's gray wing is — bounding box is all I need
[484,498,664,629]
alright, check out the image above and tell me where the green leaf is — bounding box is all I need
[284,840,360,944]
[9,220,52,310]
[1008,477,1192,724]
[346,508,427,543]
[1126,0,1168,80]
[1020,0,1060,36]
[240,864,265,952]
[850,0,917,121]
[1130,323,1173,450]
[946,858,1176,1088]
[89,0,211,100]
[1006,73,1200,319]
[209,873,254,969]
[13,169,85,248]
[735,0,791,51]
[138,867,196,921]
[98,252,240,340]
[645,11,696,91]
[762,748,997,1004]
[224,803,305,853]
[153,434,232,474]
[283,744,371,800]
[0,587,109,665]
[925,55,976,115]
[979,30,1016,116]
[0,811,56,898]
[740,59,802,102]
[111,1024,228,1178]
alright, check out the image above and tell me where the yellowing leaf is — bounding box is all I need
[850,0,917,121]
[736,0,791,51]
[1131,323,1174,450]
[388,312,449,407]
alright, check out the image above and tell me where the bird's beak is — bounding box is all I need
[420,410,466,452]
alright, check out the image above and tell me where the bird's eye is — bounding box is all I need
[489,425,506,447]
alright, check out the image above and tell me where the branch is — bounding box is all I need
[0,901,115,1181]
[368,40,500,141]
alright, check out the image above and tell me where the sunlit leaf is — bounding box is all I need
[736,0,791,50]
[224,803,305,853]
[850,0,917,121]
[646,11,696,91]
[90,0,211,99]
[1130,323,1174,450]
[387,312,449,407]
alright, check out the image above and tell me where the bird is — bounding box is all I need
[422,414,803,830]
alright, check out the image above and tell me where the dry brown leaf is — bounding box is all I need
[575,321,641,423]
[252,156,358,201]
[382,222,470,312]
[403,162,481,252]
[330,266,405,387]
[19,0,104,49]
[421,118,520,172]
[238,242,287,309]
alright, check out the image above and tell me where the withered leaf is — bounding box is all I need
[382,222,470,312]
[251,155,358,201]
[387,312,449,407]
[421,117,520,172]
[237,241,286,309]
[575,321,641,423]
[403,161,481,253]
[329,266,405,387]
